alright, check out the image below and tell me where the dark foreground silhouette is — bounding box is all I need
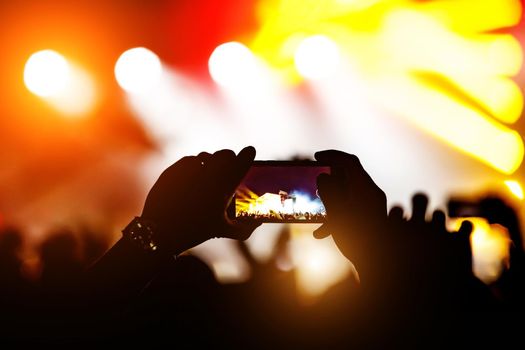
[0,147,523,347]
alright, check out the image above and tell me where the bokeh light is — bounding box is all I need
[453,217,511,284]
[24,50,97,116]
[208,42,259,87]
[294,35,340,80]
[291,226,354,297]
[24,50,70,97]
[115,47,162,94]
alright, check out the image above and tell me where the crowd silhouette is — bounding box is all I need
[0,147,523,347]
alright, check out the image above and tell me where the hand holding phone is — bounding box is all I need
[228,160,331,223]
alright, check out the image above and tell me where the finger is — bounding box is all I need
[237,146,256,168]
[206,147,256,196]
[316,173,345,238]
[431,210,446,231]
[314,150,359,166]
[222,220,261,241]
[227,146,256,193]
[389,206,405,221]
[155,156,203,189]
[313,224,331,239]
[410,193,429,223]
[315,150,374,187]
[316,173,344,212]
[197,152,212,164]
[457,220,473,238]
[142,156,203,218]
[205,149,237,185]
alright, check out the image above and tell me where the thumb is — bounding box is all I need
[222,220,261,241]
[313,223,332,239]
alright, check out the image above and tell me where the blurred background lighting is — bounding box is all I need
[208,42,259,87]
[291,227,354,297]
[2,0,525,302]
[115,47,162,94]
[24,49,97,116]
[24,50,70,97]
[453,217,511,284]
[294,35,340,80]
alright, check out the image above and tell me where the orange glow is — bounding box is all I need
[290,226,354,298]
[452,217,511,283]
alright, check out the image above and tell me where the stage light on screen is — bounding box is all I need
[115,47,162,94]
[208,42,259,87]
[24,50,70,97]
[294,35,340,80]
[504,180,524,200]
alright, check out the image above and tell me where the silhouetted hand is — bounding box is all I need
[313,150,387,276]
[141,147,260,256]
[312,152,489,322]
[390,194,478,301]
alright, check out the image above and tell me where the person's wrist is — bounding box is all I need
[122,216,161,253]
[127,214,196,257]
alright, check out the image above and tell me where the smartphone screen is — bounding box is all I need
[231,161,330,223]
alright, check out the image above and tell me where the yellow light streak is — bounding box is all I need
[504,180,524,200]
[373,74,523,174]
[249,0,524,174]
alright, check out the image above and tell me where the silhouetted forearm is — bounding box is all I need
[82,237,173,309]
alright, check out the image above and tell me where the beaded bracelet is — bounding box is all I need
[122,216,160,253]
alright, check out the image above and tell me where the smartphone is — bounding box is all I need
[447,198,482,218]
[228,160,331,223]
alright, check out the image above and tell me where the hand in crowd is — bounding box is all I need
[2,147,523,347]
[140,147,260,256]
[313,150,491,315]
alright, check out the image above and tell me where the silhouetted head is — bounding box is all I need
[0,227,23,257]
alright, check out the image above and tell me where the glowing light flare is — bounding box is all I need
[115,47,162,94]
[336,0,380,11]
[381,10,522,77]
[24,50,97,116]
[294,35,341,80]
[380,11,523,124]
[290,228,354,297]
[24,50,70,97]
[373,75,524,174]
[504,180,524,200]
[249,0,523,175]
[208,42,260,88]
[452,218,511,283]
[420,0,521,33]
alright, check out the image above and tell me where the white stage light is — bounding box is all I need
[115,47,162,94]
[294,35,341,80]
[24,50,70,97]
[208,42,258,87]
